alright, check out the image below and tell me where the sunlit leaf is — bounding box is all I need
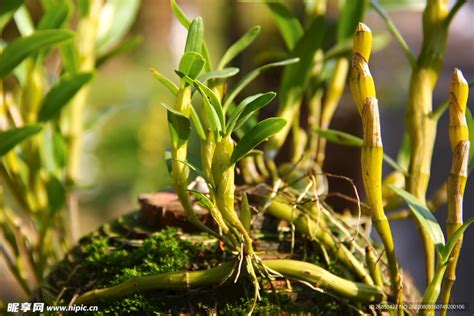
[315,128,363,147]
[231,118,286,164]
[164,148,173,175]
[168,112,191,148]
[223,58,299,111]
[0,125,43,157]
[190,106,206,141]
[193,79,225,133]
[159,102,184,117]
[150,68,178,95]
[13,5,34,36]
[316,128,406,173]
[95,0,140,54]
[266,2,303,51]
[440,218,474,264]
[190,191,214,210]
[170,0,191,28]
[199,67,239,82]
[390,185,445,254]
[0,30,73,78]
[227,92,276,135]
[184,17,203,54]
[38,72,94,122]
[179,51,205,79]
[218,26,261,69]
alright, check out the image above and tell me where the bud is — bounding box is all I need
[350,54,376,115]
[448,68,469,151]
[353,23,372,62]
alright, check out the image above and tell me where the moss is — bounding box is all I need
[42,225,352,315]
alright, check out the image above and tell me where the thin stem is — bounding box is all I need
[370,0,417,69]
[446,0,467,26]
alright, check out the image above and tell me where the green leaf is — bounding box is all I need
[199,67,239,82]
[190,106,206,141]
[179,51,205,79]
[150,68,178,95]
[169,1,211,72]
[170,0,191,28]
[96,35,142,68]
[240,193,252,232]
[37,3,69,29]
[195,85,222,139]
[52,129,67,169]
[275,15,325,127]
[226,92,276,135]
[168,112,191,148]
[396,132,411,172]
[466,108,474,174]
[440,218,474,264]
[337,0,369,43]
[95,0,140,54]
[316,128,406,173]
[315,128,363,147]
[217,26,261,69]
[45,174,66,215]
[389,185,445,254]
[173,159,214,189]
[13,5,34,36]
[223,58,299,111]
[159,102,185,117]
[193,80,225,133]
[164,148,173,175]
[190,191,214,210]
[0,214,20,256]
[0,0,24,30]
[60,42,79,74]
[266,2,303,50]
[184,17,203,54]
[0,124,43,157]
[231,118,286,164]
[0,30,73,78]
[77,0,90,17]
[38,72,94,122]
